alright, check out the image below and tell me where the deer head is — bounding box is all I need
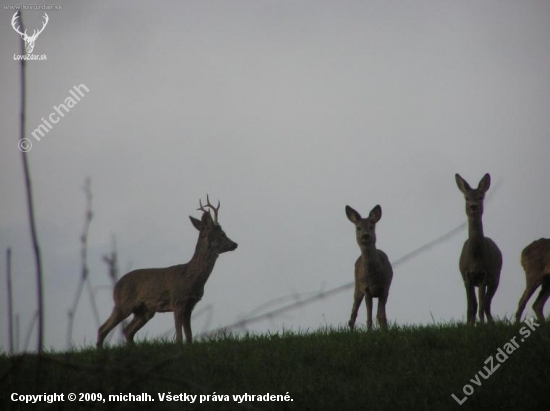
[12,11,49,54]
[190,195,238,255]
[345,204,382,251]
[455,173,491,219]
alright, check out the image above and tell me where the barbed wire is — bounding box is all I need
[155,179,503,342]
[198,221,468,338]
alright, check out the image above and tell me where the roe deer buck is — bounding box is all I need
[515,238,550,323]
[455,173,502,324]
[346,204,393,330]
[96,196,237,347]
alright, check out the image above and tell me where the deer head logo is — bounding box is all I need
[11,11,49,54]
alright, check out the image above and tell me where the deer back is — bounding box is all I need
[521,238,550,279]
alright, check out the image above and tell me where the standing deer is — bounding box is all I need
[346,204,393,330]
[515,238,550,323]
[455,173,502,324]
[97,196,237,348]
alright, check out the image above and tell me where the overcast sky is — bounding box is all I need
[1,0,549,352]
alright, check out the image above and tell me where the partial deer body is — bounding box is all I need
[97,197,237,347]
[346,205,393,330]
[456,173,502,324]
[515,238,550,323]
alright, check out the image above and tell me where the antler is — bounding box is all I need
[11,11,48,39]
[197,195,220,224]
[32,13,49,39]
[11,11,25,37]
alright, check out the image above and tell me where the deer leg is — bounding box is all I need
[123,308,155,345]
[182,307,193,344]
[483,281,499,323]
[376,292,389,330]
[365,294,374,331]
[465,283,477,324]
[348,289,364,330]
[478,285,486,324]
[532,278,550,323]
[97,305,130,348]
[515,276,542,323]
[174,309,185,343]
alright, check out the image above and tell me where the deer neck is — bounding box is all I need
[360,245,378,264]
[187,238,219,285]
[467,216,485,240]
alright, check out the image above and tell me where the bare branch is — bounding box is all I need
[6,248,14,354]
[17,11,44,354]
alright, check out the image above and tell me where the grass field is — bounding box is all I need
[1,321,549,410]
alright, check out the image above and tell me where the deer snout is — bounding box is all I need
[360,233,373,244]
[212,238,238,254]
[221,237,238,252]
[468,204,482,215]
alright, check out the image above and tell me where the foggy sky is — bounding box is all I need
[1,0,550,351]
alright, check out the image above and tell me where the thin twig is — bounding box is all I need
[15,314,20,352]
[23,311,39,352]
[103,235,124,343]
[18,11,44,354]
[67,177,99,348]
[6,248,14,354]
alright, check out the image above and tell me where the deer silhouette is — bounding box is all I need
[515,238,550,323]
[346,204,393,330]
[97,197,237,347]
[455,173,502,324]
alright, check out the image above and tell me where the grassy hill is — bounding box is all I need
[1,321,549,410]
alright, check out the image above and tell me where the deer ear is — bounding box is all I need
[369,205,382,223]
[189,216,203,231]
[477,173,491,193]
[345,206,361,224]
[455,173,471,194]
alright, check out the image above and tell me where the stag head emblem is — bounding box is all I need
[12,11,49,54]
